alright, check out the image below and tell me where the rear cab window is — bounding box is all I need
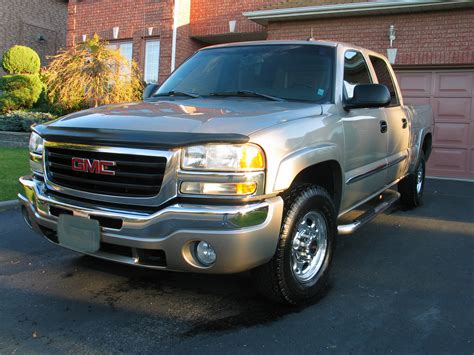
[369,55,400,106]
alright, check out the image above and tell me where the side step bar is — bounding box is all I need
[337,190,400,235]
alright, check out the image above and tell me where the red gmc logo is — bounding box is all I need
[72,158,116,176]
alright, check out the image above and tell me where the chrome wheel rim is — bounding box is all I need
[291,211,328,283]
[416,163,424,194]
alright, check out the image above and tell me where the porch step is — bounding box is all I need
[337,189,400,235]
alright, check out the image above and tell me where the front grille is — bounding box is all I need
[45,147,167,197]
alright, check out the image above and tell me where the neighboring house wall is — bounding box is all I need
[266,8,474,66]
[0,0,67,74]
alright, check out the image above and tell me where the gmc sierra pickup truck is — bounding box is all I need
[19,41,432,304]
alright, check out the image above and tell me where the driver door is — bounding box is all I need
[341,50,389,211]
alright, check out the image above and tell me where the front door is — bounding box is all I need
[340,50,388,211]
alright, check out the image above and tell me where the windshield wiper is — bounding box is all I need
[209,90,284,102]
[154,90,200,98]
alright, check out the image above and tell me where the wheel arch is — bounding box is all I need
[273,146,343,212]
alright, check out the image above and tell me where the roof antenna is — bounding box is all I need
[307,28,315,41]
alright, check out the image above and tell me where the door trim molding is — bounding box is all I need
[346,153,407,184]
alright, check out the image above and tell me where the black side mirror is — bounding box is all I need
[344,84,391,110]
[143,83,160,100]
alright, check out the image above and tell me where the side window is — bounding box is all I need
[343,50,371,100]
[369,55,399,106]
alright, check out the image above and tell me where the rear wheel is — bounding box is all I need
[398,153,425,209]
[252,185,337,305]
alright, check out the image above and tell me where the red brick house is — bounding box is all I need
[67,0,474,179]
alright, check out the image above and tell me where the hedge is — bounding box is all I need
[0,74,43,113]
[0,111,56,132]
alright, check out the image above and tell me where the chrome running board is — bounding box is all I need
[337,189,400,235]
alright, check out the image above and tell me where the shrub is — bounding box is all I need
[0,74,43,113]
[0,110,56,132]
[2,45,41,74]
[44,34,143,110]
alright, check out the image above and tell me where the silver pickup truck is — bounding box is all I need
[19,41,432,304]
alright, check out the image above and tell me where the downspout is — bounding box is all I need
[171,0,179,72]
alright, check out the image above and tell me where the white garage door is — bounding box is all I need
[397,70,474,179]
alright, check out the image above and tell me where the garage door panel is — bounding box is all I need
[398,69,473,179]
[428,148,468,175]
[397,72,432,96]
[434,97,471,123]
[434,72,473,97]
[471,150,474,175]
[434,123,470,147]
[403,97,431,106]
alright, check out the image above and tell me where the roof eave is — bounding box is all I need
[243,0,474,25]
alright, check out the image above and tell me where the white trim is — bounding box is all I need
[171,0,179,72]
[243,1,473,24]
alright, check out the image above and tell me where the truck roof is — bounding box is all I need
[201,40,386,62]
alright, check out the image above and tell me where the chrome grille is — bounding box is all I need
[45,147,167,197]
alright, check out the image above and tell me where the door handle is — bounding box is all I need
[380,120,388,133]
[401,118,408,129]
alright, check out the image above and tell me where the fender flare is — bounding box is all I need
[410,127,432,174]
[273,143,343,192]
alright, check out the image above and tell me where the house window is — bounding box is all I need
[107,42,133,78]
[107,42,133,64]
[144,40,160,84]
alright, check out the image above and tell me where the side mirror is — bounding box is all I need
[344,84,391,110]
[143,83,160,100]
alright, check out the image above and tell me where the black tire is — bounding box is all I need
[252,185,337,305]
[398,152,425,209]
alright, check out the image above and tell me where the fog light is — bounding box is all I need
[196,241,216,266]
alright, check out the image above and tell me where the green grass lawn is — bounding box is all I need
[0,147,30,201]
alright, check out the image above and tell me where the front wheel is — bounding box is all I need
[252,185,337,305]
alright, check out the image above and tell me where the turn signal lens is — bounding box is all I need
[180,182,257,196]
[240,145,264,170]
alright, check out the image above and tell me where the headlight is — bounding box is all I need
[29,132,44,154]
[181,143,265,171]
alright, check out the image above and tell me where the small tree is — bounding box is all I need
[44,34,143,110]
[2,45,41,74]
[0,45,43,113]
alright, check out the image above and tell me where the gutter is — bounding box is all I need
[243,0,473,25]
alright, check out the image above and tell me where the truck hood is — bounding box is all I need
[35,98,323,148]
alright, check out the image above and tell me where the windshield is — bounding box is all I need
[157,44,335,102]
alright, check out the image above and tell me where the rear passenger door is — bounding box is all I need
[369,55,410,185]
[341,50,388,211]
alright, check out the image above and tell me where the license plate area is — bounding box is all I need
[57,214,100,253]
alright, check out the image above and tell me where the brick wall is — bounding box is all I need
[0,0,67,74]
[190,0,275,37]
[66,1,474,84]
[68,0,175,82]
[267,8,474,66]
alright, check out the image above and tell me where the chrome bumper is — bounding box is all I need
[18,176,284,274]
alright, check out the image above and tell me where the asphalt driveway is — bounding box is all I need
[0,179,473,354]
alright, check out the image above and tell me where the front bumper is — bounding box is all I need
[18,176,284,274]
